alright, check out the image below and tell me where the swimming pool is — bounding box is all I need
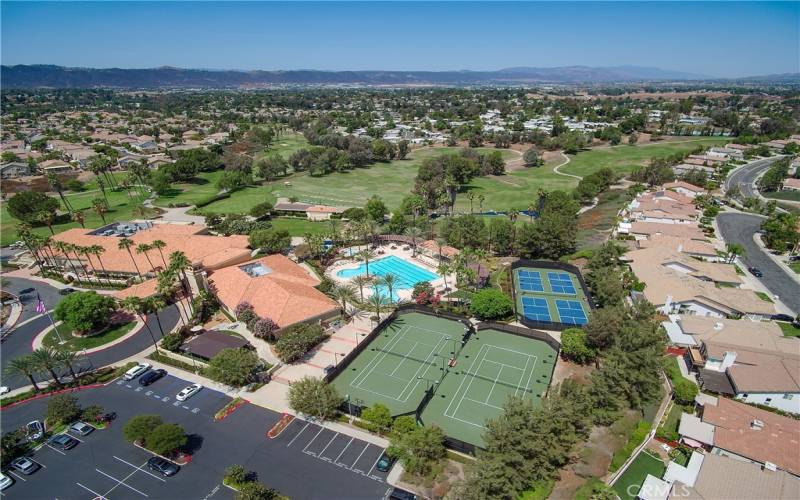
[337,255,439,300]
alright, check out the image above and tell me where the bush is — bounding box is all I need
[287,376,342,420]
[146,423,187,455]
[81,404,104,423]
[46,394,82,425]
[274,323,327,363]
[225,464,247,484]
[673,379,699,404]
[54,291,117,334]
[123,414,163,443]
[469,288,513,320]
[249,229,291,254]
[252,317,279,341]
[560,328,596,364]
[161,332,184,352]
[7,191,60,223]
[249,202,274,219]
[360,403,392,433]
[238,481,279,500]
[236,302,257,326]
[205,348,260,387]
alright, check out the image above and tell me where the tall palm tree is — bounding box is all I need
[168,251,194,301]
[156,270,188,326]
[437,262,451,292]
[36,211,56,235]
[359,249,376,277]
[118,237,142,278]
[78,246,100,283]
[136,243,156,273]
[368,293,388,318]
[151,240,168,267]
[477,194,485,213]
[31,347,63,386]
[380,273,398,303]
[72,209,86,228]
[67,243,89,282]
[404,227,423,257]
[56,349,80,381]
[4,355,40,392]
[47,172,73,214]
[92,197,108,223]
[145,296,167,337]
[466,192,475,214]
[120,297,160,353]
[88,245,112,285]
[351,275,374,301]
[54,241,83,283]
[330,283,357,312]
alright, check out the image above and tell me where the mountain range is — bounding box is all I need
[1,64,795,88]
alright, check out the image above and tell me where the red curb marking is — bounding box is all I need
[1,383,104,410]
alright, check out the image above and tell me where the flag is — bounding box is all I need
[35,294,46,314]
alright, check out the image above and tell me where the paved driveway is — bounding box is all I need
[1,373,392,499]
[717,212,799,315]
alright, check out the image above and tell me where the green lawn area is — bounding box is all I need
[576,189,630,250]
[153,170,226,207]
[790,261,800,274]
[1,174,151,246]
[254,131,310,160]
[560,137,728,179]
[755,291,774,303]
[612,451,667,500]
[764,190,800,202]
[268,217,332,236]
[43,321,137,351]
[778,321,800,338]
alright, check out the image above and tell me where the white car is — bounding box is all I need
[26,420,44,441]
[123,362,151,381]
[0,472,13,490]
[0,386,9,395]
[176,383,202,402]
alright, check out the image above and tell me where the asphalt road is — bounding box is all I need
[717,212,800,315]
[1,276,180,390]
[724,156,787,199]
[1,374,391,499]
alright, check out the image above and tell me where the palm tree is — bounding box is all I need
[78,245,100,283]
[404,227,423,257]
[36,210,56,235]
[88,245,112,285]
[118,237,142,278]
[435,237,448,263]
[330,283,357,312]
[47,172,73,214]
[67,243,90,282]
[4,355,40,391]
[56,349,80,381]
[31,347,63,386]
[477,194,485,213]
[466,192,475,214]
[725,243,745,264]
[380,274,398,303]
[168,251,194,301]
[136,243,156,273]
[145,296,167,337]
[120,297,160,353]
[93,197,108,224]
[151,240,168,267]
[54,241,83,283]
[368,293,389,319]
[156,270,188,326]
[72,209,86,228]
[358,249,376,278]
[437,262,451,292]
[351,275,374,301]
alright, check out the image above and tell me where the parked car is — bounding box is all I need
[0,386,9,395]
[789,255,800,262]
[48,434,79,451]
[26,420,44,441]
[0,472,12,490]
[138,369,167,386]
[59,287,77,295]
[389,488,417,500]
[176,383,202,402]
[747,267,763,277]
[18,287,35,295]
[10,457,39,475]
[147,456,180,477]
[123,362,151,381]
[773,314,795,323]
[69,421,94,436]
[375,451,396,472]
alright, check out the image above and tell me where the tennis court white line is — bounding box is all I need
[389,341,420,377]
[482,359,527,372]
[464,396,503,410]
[350,324,413,389]
[445,344,488,419]
[515,354,531,398]
[396,334,449,402]
[484,364,504,404]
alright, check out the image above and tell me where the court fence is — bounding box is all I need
[509,259,595,331]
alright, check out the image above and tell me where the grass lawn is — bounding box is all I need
[42,321,137,351]
[1,174,151,246]
[268,217,332,236]
[790,261,800,274]
[778,322,800,338]
[576,189,630,250]
[755,291,774,303]
[560,137,728,179]
[152,170,226,207]
[764,191,800,202]
[254,131,310,160]
[612,451,667,500]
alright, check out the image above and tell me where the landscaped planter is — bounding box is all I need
[214,397,248,421]
[267,413,295,438]
[133,440,192,465]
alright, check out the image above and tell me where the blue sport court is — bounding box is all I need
[555,299,588,325]
[521,296,552,322]
[547,272,577,294]
[517,270,545,292]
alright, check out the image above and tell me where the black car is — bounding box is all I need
[147,456,180,477]
[389,488,417,500]
[59,287,77,295]
[375,451,396,472]
[138,369,167,386]
[747,267,763,278]
[789,255,800,262]
[18,287,35,295]
[48,434,79,451]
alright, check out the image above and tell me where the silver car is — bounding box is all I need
[70,421,94,436]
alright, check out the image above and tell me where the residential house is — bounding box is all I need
[782,178,800,192]
[619,221,707,241]
[663,181,706,199]
[636,236,718,261]
[0,161,32,179]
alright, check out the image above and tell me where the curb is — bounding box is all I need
[0,383,105,410]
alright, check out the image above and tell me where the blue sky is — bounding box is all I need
[1,2,797,78]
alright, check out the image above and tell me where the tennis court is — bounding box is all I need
[513,265,591,327]
[331,312,468,415]
[420,327,557,447]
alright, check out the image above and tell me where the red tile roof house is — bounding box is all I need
[209,254,340,332]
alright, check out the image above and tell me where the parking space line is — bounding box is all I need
[366,453,383,477]
[65,432,85,442]
[287,422,310,447]
[113,456,166,482]
[318,433,339,459]
[351,443,371,470]
[8,471,26,482]
[45,444,67,455]
[76,482,106,498]
[334,437,354,463]
[302,426,326,453]
[97,466,149,497]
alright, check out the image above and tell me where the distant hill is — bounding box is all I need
[0,64,794,88]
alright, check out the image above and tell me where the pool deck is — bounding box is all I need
[327,244,457,302]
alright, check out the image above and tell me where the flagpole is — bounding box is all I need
[37,292,63,343]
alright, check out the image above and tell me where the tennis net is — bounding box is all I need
[373,347,445,367]
[459,370,534,394]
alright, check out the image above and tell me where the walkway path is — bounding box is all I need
[552,152,582,180]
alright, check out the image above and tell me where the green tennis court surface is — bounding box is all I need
[330,312,557,448]
[514,267,591,326]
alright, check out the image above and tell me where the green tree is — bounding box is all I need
[146,423,187,455]
[469,289,513,320]
[249,201,274,219]
[4,355,40,391]
[249,229,291,254]
[561,328,596,364]
[360,403,393,433]
[45,394,82,425]
[673,379,699,404]
[364,195,388,223]
[522,147,542,167]
[123,414,164,443]
[388,423,446,477]
[761,212,799,253]
[238,481,279,500]
[54,291,116,334]
[287,376,343,420]
[205,348,260,387]
[7,191,60,224]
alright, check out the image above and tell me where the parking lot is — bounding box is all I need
[1,373,392,499]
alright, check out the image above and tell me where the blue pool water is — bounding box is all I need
[337,255,439,301]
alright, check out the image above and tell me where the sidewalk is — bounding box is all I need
[1,300,23,336]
